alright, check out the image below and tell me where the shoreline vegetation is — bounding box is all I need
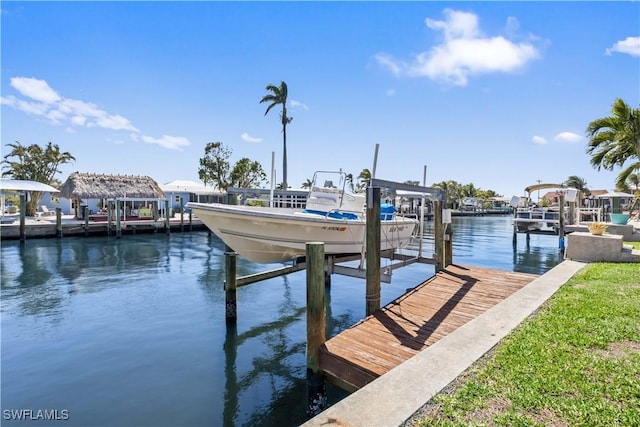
[404,261,640,426]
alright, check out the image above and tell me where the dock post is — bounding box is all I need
[306,242,327,417]
[56,208,63,238]
[115,199,122,239]
[558,193,565,250]
[83,206,89,237]
[434,200,444,272]
[189,209,193,232]
[179,196,184,232]
[366,187,381,316]
[19,193,26,243]
[224,251,237,324]
[164,200,171,235]
[444,223,453,267]
[107,201,113,236]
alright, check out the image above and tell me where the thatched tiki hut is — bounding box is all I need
[59,172,166,219]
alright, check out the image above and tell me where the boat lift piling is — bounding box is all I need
[306,242,327,417]
[224,250,238,324]
[366,186,382,315]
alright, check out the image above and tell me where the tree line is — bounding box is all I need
[3,95,639,216]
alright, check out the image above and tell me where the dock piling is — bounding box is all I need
[19,193,26,243]
[434,200,444,272]
[164,200,171,235]
[83,206,89,237]
[224,251,237,324]
[558,193,565,250]
[306,242,327,417]
[115,199,122,239]
[56,208,63,238]
[365,187,381,316]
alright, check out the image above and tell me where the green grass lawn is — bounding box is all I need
[415,262,640,426]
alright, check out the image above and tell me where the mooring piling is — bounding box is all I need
[306,242,327,417]
[224,250,238,324]
[365,187,381,316]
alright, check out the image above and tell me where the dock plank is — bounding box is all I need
[319,264,538,391]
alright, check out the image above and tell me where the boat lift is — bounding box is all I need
[226,177,448,289]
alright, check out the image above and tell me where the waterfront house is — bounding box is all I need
[161,180,225,213]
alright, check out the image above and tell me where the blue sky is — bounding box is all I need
[2,1,639,197]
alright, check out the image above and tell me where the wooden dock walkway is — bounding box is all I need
[319,264,539,392]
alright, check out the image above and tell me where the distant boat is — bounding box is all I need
[511,183,578,233]
[187,171,419,263]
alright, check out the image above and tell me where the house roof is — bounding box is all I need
[161,180,225,196]
[59,172,166,199]
[0,178,60,193]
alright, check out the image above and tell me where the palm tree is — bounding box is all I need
[626,173,640,192]
[586,98,640,189]
[260,81,292,189]
[2,141,75,215]
[564,175,590,195]
[356,168,371,192]
[301,178,313,189]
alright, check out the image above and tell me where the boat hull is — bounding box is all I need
[188,203,418,263]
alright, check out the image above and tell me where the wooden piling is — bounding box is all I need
[224,251,237,324]
[558,193,565,250]
[115,199,122,238]
[444,223,453,267]
[179,196,184,232]
[56,208,63,238]
[107,201,113,236]
[306,242,327,417]
[434,200,443,272]
[164,200,171,235]
[366,187,381,317]
[83,206,89,237]
[19,193,26,243]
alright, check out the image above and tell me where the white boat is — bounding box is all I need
[187,171,419,263]
[511,183,578,232]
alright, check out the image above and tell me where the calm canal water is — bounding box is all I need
[1,215,563,426]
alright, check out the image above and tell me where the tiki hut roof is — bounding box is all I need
[59,172,166,199]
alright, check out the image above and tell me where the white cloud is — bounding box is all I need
[375,9,541,86]
[140,134,190,150]
[290,99,309,110]
[386,89,396,96]
[532,135,547,144]
[554,132,582,143]
[1,76,189,149]
[605,36,640,57]
[241,133,262,143]
[10,77,61,103]
[374,53,403,76]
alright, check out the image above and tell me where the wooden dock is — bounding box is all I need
[319,264,538,392]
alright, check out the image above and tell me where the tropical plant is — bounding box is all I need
[1,141,75,215]
[301,178,313,189]
[198,142,231,190]
[198,142,266,191]
[260,81,292,189]
[564,175,589,193]
[229,158,267,189]
[586,98,640,189]
[564,175,590,207]
[356,168,371,192]
[626,173,640,191]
